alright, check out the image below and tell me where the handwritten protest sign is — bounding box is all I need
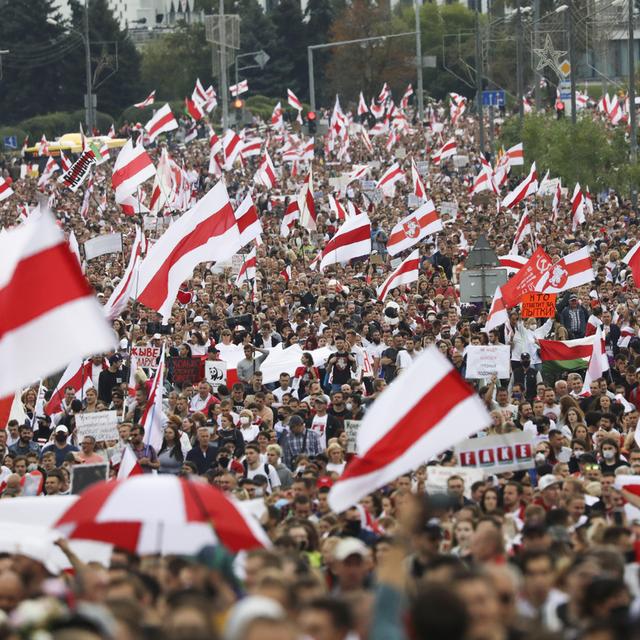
[455,432,535,474]
[344,420,361,454]
[465,345,511,379]
[205,360,227,390]
[425,466,484,498]
[131,346,161,368]
[75,411,119,442]
[521,292,557,318]
[171,357,201,386]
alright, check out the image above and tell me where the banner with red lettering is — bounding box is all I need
[454,432,535,474]
[132,346,161,369]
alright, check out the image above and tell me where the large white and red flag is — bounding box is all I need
[254,150,277,189]
[470,157,498,195]
[103,226,146,320]
[134,90,156,108]
[184,97,205,121]
[144,104,178,141]
[328,194,348,221]
[623,240,640,286]
[0,176,13,202]
[222,130,242,170]
[377,250,420,302]
[229,79,249,96]
[44,358,94,416]
[484,286,509,332]
[298,168,317,231]
[141,344,166,451]
[432,138,456,164]
[235,247,257,287]
[535,246,594,294]
[579,326,607,396]
[376,163,405,197]
[112,139,155,203]
[241,136,263,159]
[328,347,491,512]
[234,193,262,247]
[552,180,562,221]
[571,183,586,231]
[387,200,442,256]
[357,92,369,116]
[271,102,284,129]
[502,162,538,209]
[287,88,303,111]
[38,156,60,188]
[148,148,172,215]
[505,142,524,166]
[411,159,427,200]
[117,445,144,479]
[319,214,371,272]
[0,212,115,397]
[280,198,300,237]
[136,181,241,319]
[511,209,532,250]
[498,254,527,274]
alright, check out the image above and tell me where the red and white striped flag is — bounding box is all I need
[222,129,242,170]
[400,84,413,109]
[377,249,420,302]
[280,265,292,282]
[148,148,171,215]
[624,240,640,286]
[357,92,369,116]
[38,134,49,157]
[571,183,585,231]
[0,176,13,202]
[271,102,284,129]
[234,193,262,247]
[134,90,156,108]
[432,137,456,164]
[585,185,594,215]
[59,152,72,173]
[505,142,524,166]
[287,88,303,111]
[328,347,491,512]
[144,104,178,141]
[103,226,146,320]
[117,445,144,479]
[230,79,249,96]
[376,163,405,197]
[136,181,241,319]
[411,158,427,200]
[241,137,263,159]
[580,326,607,396]
[38,156,60,188]
[0,212,115,397]
[360,128,374,154]
[498,254,527,274]
[328,194,348,221]
[185,96,205,121]
[141,344,166,451]
[484,286,509,332]
[511,209,532,250]
[552,180,562,221]
[254,150,277,189]
[112,139,155,203]
[298,168,317,231]
[502,162,538,209]
[535,246,594,294]
[378,82,390,103]
[280,198,299,237]
[319,214,371,272]
[44,358,94,416]
[235,247,257,286]
[470,157,498,195]
[387,200,442,256]
[119,192,150,217]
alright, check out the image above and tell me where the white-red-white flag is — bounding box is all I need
[271,102,284,129]
[411,158,427,200]
[117,445,144,479]
[144,104,178,141]
[328,347,491,512]
[287,88,303,111]
[571,183,585,231]
[387,200,442,256]
[511,209,532,250]
[432,138,456,164]
[37,156,60,188]
[579,326,608,396]
[134,90,156,108]
[254,150,277,189]
[502,162,538,209]
[535,246,594,294]
[328,194,348,221]
[141,344,166,451]
[470,158,498,195]
[377,249,420,302]
[357,93,369,116]
[498,254,527,274]
[229,79,249,97]
[0,212,115,397]
[298,168,317,231]
[234,193,262,247]
[505,142,524,166]
[281,198,299,237]
[0,177,14,202]
[484,286,509,332]
[319,214,371,272]
[44,358,94,416]
[241,137,263,159]
[184,97,205,121]
[222,130,242,170]
[376,163,405,197]
[552,180,562,221]
[112,139,155,203]
[136,181,241,319]
[623,240,640,286]
[235,247,257,287]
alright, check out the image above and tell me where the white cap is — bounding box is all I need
[538,474,561,492]
[333,537,370,561]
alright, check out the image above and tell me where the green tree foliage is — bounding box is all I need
[499,114,640,196]
[305,0,335,104]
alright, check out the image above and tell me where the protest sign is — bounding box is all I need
[171,357,201,386]
[416,161,429,176]
[465,345,511,379]
[71,463,108,495]
[455,432,535,474]
[359,180,376,190]
[344,420,361,454]
[439,201,458,217]
[425,466,484,499]
[75,411,119,442]
[205,360,227,390]
[521,292,557,318]
[500,246,553,308]
[231,254,244,275]
[407,194,423,209]
[453,155,469,168]
[131,345,161,368]
[363,189,383,204]
[83,233,123,261]
[395,146,407,159]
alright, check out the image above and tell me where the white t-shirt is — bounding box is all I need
[245,461,281,492]
[311,414,329,449]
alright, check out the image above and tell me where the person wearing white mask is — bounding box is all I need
[238,409,260,443]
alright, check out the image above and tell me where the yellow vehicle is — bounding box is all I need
[25,133,127,157]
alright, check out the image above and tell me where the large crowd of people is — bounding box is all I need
[0,95,639,640]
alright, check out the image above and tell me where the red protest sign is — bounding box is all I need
[501,246,552,308]
[521,292,557,318]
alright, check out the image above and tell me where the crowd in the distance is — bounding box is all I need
[1,97,640,640]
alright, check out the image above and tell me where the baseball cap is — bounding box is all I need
[153,333,162,340]
[334,537,370,561]
[538,474,561,491]
[194,316,204,323]
[316,476,333,489]
[55,425,69,434]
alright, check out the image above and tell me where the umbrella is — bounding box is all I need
[54,475,270,554]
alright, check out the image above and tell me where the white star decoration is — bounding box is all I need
[533,34,567,76]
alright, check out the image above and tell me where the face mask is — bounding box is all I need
[240,416,250,425]
[345,403,353,411]
[603,449,615,460]
[27,463,38,472]
[253,487,264,497]
[535,452,546,464]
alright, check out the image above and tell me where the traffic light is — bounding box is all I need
[555,99,565,119]
[307,110,317,134]
[233,99,244,123]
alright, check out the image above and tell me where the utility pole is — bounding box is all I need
[219,0,229,130]
[516,0,524,123]
[308,47,316,112]
[414,0,424,121]
[533,0,541,110]
[629,0,637,204]
[84,0,94,132]
[568,0,577,125]
[475,0,485,155]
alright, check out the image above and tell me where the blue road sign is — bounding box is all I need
[482,90,505,107]
[3,135,17,150]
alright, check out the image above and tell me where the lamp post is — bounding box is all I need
[414,0,424,121]
[83,0,94,133]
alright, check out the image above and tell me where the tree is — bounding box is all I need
[0,0,69,123]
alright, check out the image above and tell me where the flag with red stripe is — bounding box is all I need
[144,104,178,141]
[0,177,13,202]
[319,213,371,272]
[236,247,257,287]
[377,250,420,301]
[134,90,156,108]
[44,358,94,416]
[387,199,442,256]
[254,150,277,189]
[534,247,594,294]
[298,168,317,231]
[502,162,538,209]
[287,88,303,111]
[112,139,155,204]
[234,193,262,247]
[141,344,166,451]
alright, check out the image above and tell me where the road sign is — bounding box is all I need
[559,60,571,77]
[559,80,571,100]
[254,50,270,69]
[407,55,437,68]
[3,135,17,150]
[482,90,505,107]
